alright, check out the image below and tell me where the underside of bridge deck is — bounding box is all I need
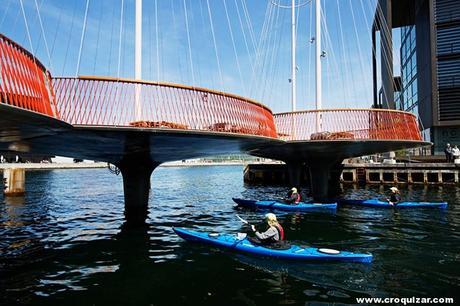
[250,140,430,201]
[0,104,282,225]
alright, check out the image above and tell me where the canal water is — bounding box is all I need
[0,166,459,305]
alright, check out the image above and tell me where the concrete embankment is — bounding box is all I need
[244,162,460,185]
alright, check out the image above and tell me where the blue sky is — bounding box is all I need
[1,0,391,113]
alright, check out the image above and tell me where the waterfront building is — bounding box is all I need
[372,0,460,154]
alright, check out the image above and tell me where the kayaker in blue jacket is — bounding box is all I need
[250,213,285,245]
[387,187,401,206]
[284,187,301,205]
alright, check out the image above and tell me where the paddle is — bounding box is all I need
[236,214,256,232]
[236,214,249,224]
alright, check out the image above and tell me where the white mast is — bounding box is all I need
[315,0,322,132]
[315,0,321,111]
[135,0,142,120]
[291,0,296,112]
[135,0,142,80]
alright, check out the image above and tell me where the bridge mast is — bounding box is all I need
[315,0,322,132]
[291,0,297,112]
[315,0,321,110]
[135,0,142,121]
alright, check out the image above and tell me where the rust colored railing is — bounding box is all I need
[1,35,424,143]
[0,34,58,117]
[52,76,278,138]
[274,109,422,141]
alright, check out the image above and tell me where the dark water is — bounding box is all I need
[0,166,459,305]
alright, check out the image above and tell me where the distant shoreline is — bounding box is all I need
[160,161,246,167]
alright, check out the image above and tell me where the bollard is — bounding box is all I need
[3,168,25,196]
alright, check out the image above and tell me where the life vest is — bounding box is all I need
[273,223,285,241]
[294,193,301,204]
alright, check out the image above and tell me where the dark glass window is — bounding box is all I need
[400,26,419,116]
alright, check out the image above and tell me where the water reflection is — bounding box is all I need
[0,167,459,305]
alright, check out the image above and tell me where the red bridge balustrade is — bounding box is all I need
[0,34,58,117]
[274,109,422,141]
[52,76,277,138]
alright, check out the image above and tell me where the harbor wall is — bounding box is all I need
[244,163,460,185]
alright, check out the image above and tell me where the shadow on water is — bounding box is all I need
[1,167,460,305]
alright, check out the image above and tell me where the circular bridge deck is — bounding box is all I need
[0,33,426,163]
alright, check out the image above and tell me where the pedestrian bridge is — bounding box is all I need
[0,33,428,223]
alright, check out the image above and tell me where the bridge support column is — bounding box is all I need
[117,154,159,227]
[3,168,25,196]
[308,159,344,202]
[286,161,304,188]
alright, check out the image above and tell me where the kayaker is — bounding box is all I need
[250,213,285,245]
[284,187,301,205]
[387,187,401,206]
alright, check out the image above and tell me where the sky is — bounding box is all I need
[0,0,392,114]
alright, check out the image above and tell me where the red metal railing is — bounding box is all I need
[274,109,422,141]
[52,76,278,138]
[0,34,58,117]
[0,35,423,143]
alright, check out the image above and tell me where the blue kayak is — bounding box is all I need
[174,227,372,263]
[339,199,448,209]
[232,198,337,212]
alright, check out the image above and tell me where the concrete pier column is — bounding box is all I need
[307,160,343,202]
[117,153,159,226]
[286,161,304,187]
[3,168,25,196]
[328,162,344,197]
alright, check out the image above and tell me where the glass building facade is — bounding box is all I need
[373,0,460,155]
[399,25,418,115]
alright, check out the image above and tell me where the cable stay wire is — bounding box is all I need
[76,0,90,77]
[223,0,247,96]
[92,0,103,75]
[250,1,274,101]
[206,0,225,91]
[155,0,160,82]
[34,0,53,72]
[241,0,258,58]
[373,0,399,109]
[335,0,353,103]
[19,0,46,102]
[117,0,124,79]
[62,1,78,76]
[49,0,66,66]
[183,0,196,87]
[234,0,255,75]
[321,3,348,108]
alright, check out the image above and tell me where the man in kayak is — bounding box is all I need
[249,213,285,247]
[284,187,301,205]
[387,187,401,206]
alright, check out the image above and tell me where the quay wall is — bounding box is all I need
[244,163,460,185]
[0,163,107,171]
